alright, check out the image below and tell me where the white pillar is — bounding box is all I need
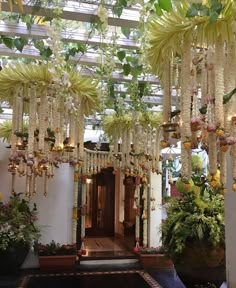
[225,153,236,287]
[148,171,162,248]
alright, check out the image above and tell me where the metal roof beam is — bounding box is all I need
[0,45,159,84]
[0,21,138,49]
[1,1,140,28]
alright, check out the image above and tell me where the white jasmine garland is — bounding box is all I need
[94,153,98,174]
[135,184,140,242]
[224,42,235,134]
[201,51,207,106]
[151,128,156,169]
[103,153,107,169]
[81,179,87,242]
[208,132,217,175]
[97,152,101,173]
[28,85,37,154]
[72,163,79,243]
[156,127,162,172]
[32,174,37,196]
[180,40,192,181]
[17,86,24,133]
[78,101,85,161]
[11,90,18,153]
[44,171,48,196]
[25,168,30,197]
[114,133,118,155]
[214,38,224,128]
[231,119,236,181]
[69,112,75,147]
[86,152,90,175]
[162,61,172,140]
[126,129,131,168]
[122,129,126,169]
[38,88,47,152]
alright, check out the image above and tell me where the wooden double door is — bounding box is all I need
[85,168,115,237]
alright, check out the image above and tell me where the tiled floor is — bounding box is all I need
[83,236,136,258]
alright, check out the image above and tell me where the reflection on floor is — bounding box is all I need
[85,237,123,252]
[83,237,136,259]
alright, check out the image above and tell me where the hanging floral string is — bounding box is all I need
[180,40,192,181]
[142,179,148,247]
[133,176,141,252]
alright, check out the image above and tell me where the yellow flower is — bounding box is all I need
[202,0,210,7]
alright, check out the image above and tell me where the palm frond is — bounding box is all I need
[103,113,133,137]
[0,63,52,102]
[69,72,99,116]
[147,0,234,78]
[0,64,100,116]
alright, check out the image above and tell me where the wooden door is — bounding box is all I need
[85,168,115,236]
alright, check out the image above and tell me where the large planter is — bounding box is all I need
[0,242,29,275]
[39,255,76,272]
[177,245,225,268]
[139,254,173,269]
[175,245,226,286]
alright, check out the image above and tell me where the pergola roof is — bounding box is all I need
[0,1,173,110]
[1,1,140,28]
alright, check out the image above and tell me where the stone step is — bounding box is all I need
[80,257,139,266]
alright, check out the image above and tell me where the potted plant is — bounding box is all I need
[138,246,173,269]
[162,175,225,285]
[0,193,40,274]
[36,240,77,271]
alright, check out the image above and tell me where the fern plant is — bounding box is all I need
[162,179,225,261]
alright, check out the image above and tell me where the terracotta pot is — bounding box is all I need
[39,255,76,272]
[139,254,173,269]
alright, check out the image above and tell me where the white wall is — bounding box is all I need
[225,153,236,287]
[0,139,74,245]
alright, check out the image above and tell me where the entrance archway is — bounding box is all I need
[85,168,115,237]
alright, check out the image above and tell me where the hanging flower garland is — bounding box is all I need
[0,63,99,199]
[133,176,141,252]
[180,39,192,182]
[103,112,162,176]
[146,0,236,190]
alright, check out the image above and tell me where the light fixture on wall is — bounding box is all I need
[86,178,92,184]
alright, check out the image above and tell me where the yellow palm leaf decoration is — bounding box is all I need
[103,112,162,138]
[0,63,99,116]
[0,63,52,102]
[69,71,99,116]
[103,113,133,137]
[147,0,234,77]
